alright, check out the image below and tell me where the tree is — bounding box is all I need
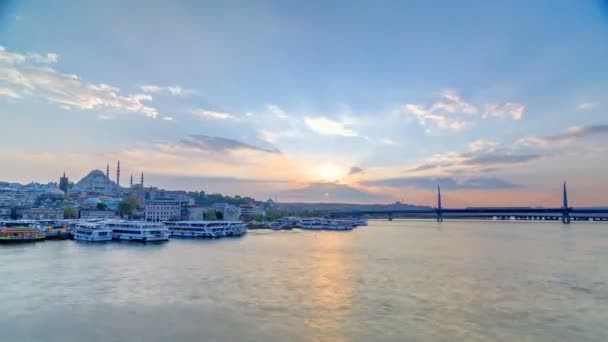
[117,197,138,218]
[64,205,78,219]
[203,209,217,220]
[96,202,108,211]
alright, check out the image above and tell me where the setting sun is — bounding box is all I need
[316,162,344,182]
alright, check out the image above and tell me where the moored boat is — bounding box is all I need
[164,221,246,238]
[44,222,71,240]
[0,223,45,243]
[73,222,113,242]
[106,220,170,242]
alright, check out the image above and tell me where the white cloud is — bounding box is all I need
[468,139,499,152]
[256,129,296,144]
[404,104,469,131]
[483,103,525,120]
[0,87,20,98]
[162,116,174,121]
[193,109,236,120]
[430,91,477,115]
[140,84,195,96]
[304,117,358,137]
[0,47,159,118]
[140,85,162,93]
[380,138,397,145]
[405,91,524,130]
[266,104,289,119]
[578,102,599,111]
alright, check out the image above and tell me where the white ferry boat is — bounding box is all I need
[297,218,355,231]
[73,222,113,242]
[164,221,246,238]
[106,221,170,242]
[298,218,324,230]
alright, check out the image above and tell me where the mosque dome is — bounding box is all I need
[83,197,102,206]
[75,169,118,193]
[45,187,65,195]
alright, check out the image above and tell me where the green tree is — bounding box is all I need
[203,209,217,220]
[64,205,78,219]
[96,202,108,211]
[117,197,138,218]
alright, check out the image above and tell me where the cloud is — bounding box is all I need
[483,103,525,120]
[0,87,20,98]
[430,92,477,115]
[304,116,358,137]
[140,84,195,96]
[266,104,289,119]
[517,124,608,147]
[407,139,543,174]
[162,116,174,121]
[405,91,524,131]
[578,102,599,110]
[380,138,397,145]
[15,16,23,21]
[0,46,159,118]
[281,182,387,203]
[178,134,280,154]
[193,109,236,120]
[348,166,364,175]
[362,176,518,190]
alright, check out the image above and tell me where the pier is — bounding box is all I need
[330,182,608,224]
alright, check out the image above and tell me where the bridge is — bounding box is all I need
[329,182,608,224]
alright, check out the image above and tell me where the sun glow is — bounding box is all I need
[316,162,344,182]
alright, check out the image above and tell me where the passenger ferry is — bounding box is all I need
[297,218,355,231]
[298,218,325,230]
[106,221,170,242]
[164,221,247,238]
[73,222,113,242]
[0,221,45,243]
[44,221,71,240]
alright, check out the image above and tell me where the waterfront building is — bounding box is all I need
[20,208,64,220]
[0,208,11,219]
[79,209,119,219]
[145,201,181,222]
[239,204,266,220]
[187,206,210,220]
[211,203,241,221]
[148,190,193,219]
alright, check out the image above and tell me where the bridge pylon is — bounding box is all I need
[437,186,443,222]
[562,181,571,224]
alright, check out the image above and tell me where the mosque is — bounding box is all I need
[72,161,144,196]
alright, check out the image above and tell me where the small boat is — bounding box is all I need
[0,222,46,243]
[73,222,113,242]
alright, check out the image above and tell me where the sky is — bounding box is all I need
[1,0,607,206]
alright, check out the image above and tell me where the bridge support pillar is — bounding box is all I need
[562,213,571,224]
[388,212,393,221]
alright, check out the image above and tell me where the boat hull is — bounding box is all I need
[0,237,45,243]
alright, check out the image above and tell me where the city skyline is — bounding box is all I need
[1,1,607,206]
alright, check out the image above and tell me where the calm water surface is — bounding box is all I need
[2,220,608,341]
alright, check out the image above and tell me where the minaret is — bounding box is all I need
[436,185,443,222]
[141,172,144,188]
[563,181,568,208]
[106,164,110,179]
[116,161,121,186]
[130,174,133,188]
